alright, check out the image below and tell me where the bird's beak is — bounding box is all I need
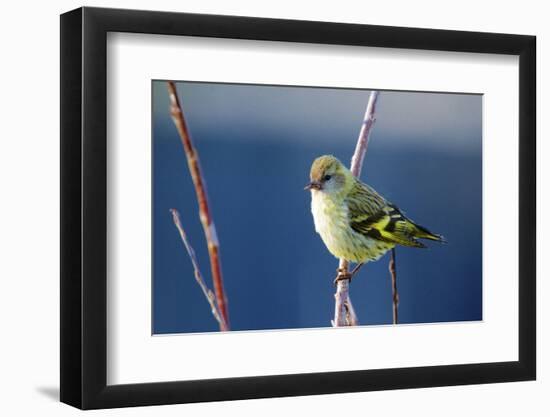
[304,181,322,191]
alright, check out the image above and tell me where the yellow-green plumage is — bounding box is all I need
[307,155,444,263]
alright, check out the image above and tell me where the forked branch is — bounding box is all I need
[333,91,380,327]
[170,209,229,331]
[167,81,230,330]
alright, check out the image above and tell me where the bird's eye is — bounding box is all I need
[324,175,332,181]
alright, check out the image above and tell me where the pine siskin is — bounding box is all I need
[305,155,445,278]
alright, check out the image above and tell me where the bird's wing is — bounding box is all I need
[346,180,387,216]
[347,182,426,248]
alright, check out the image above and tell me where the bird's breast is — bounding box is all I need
[310,192,350,253]
[310,191,393,263]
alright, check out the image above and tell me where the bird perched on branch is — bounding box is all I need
[305,155,445,282]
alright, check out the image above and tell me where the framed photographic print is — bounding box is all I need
[60,6,536,409]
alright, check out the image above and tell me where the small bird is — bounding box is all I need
[305,155,445,282]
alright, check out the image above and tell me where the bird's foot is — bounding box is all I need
[332,263,365,286]
[333,268,353,286]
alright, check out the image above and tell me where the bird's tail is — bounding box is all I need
[413,223,447,243]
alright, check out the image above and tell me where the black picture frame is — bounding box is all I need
[60,6,536,410]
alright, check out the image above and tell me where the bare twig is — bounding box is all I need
[333,91,379,327]
[167,81,230,329]
[345,291,360,326]
[389,248,399,324]
[350,91,379,178]
[170,209,229,331]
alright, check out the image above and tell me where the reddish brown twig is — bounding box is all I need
[167,81,230,329]
[333,91,379,327]
[389,248,399,324]
[170,209,229,330]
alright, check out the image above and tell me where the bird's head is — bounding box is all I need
[305,155,354,196]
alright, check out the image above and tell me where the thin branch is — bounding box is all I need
[167,81,230,329]
[389,248,399,324]
[345,291,360,326]
[333,91,379,327]
[170,209,229,331]
[350,91,379,178]
[333,279,350,326]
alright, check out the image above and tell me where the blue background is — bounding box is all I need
[152,81,482,334]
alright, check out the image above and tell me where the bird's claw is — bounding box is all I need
[333,268,353,286]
